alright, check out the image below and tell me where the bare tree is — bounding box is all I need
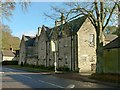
[0,0,30,20]
[44,0,120,73]
[0,0,30,51]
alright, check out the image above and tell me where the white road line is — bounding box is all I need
[3,67,64,88]
[18,74,33,79]
[38,80,64,88]
[66,84,75,88]
[17,74,64,88]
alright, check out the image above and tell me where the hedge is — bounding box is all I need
[2,61,18,65]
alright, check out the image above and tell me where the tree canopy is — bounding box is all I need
[2,24,20,50]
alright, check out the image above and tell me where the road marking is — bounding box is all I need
[16,74,64,88]
[18,74,33,79]
[3,67,66,88]
[66,84,75,88]
[38,80,64,88]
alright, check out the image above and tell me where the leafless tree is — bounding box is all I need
[0,0,30,20]
[44,0,120,73]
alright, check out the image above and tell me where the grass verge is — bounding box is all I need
[4,65,53,73]
[90,73,120,83]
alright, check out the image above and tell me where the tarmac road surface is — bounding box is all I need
[1,66,117,89]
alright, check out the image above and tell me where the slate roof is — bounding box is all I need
[104,36,120,49]
[65,16,87,35]
[2,50,15,57]
[24,36,36,47]
[50,16,87,40]
[104,34,118,42]
[42,25,52,40]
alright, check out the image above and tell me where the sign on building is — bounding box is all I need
[51,40,56,52]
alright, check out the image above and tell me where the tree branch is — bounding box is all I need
[43,12,56,20]
[94,1,100,21]
[102,11,107,26]
[66,8,78,20]
[100,1,104,24]
[67,13,83,22]
[103,2,117,31]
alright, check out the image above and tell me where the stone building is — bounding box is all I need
[2,49,15,61]
[76,17,96,72]
[38,25,51,67]
[48,15,97,72]
[19,14,98,73]
[19,35,37,65]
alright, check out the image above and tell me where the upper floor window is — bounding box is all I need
[65,56,68,65]
[89,34,94,47]
[59,31,62,38]
[64,37,68,47]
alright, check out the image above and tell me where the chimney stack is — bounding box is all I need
[61,13,65,24]
[38,27,41,36]
[55,20,61,27]
[55,13,65,27]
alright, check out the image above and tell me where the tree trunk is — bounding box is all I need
[96,26,104,73]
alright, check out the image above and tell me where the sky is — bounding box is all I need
[3,2,64,39]
[2,1,118,39]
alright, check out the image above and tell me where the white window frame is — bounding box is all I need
[89,34,94,47]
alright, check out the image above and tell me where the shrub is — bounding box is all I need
[2,61,18,65]
[46,65,54,70]
[39,65,46,69]
[57,66,70,71]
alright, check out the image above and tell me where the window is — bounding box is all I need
[64,37,68,47]
[65,56,68,65]
[89,34,94,47]
[89,56,95,62]
[91,64,96,71]
[59,31,62,38]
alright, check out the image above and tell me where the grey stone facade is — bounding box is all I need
[19,15,98,73]
[77,18,96,72]
[19,35,38,65]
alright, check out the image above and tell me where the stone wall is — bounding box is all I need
[19,40,26,65]
[57,37,72,69]
[26,57,37,65]
[38,28,48,67]
[19,18,97,73]
[77,18,96,73]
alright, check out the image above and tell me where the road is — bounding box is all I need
[1,66,116,89]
